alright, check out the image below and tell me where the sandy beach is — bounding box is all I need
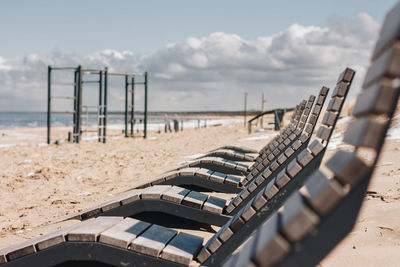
[0,112,399,266]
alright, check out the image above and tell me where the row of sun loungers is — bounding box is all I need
[1,1,400,266]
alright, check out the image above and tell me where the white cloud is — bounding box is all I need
[0,12,380,111]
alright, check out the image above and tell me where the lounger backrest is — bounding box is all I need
[222,2,400,266]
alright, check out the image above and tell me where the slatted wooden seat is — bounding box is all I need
[0,216,204,266]
[62,185,231,226]
[219,3,400,266]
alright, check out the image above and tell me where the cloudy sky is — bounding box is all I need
[0,0,398,112]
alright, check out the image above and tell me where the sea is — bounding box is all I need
[0,112,242,130]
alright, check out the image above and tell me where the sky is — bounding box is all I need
[0,0,398,112]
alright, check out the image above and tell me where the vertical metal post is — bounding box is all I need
[144,72,148,139]
[130,76,135,137]
[103,68,108,143]
[47,66,52,144]
[124,75,129,137]
[73,69,78,143]
[244,92,247,127]
[261,93,265,128]
[98,71,103,142]
[76,65,83,143]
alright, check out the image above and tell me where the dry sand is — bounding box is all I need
[0,114,399,266]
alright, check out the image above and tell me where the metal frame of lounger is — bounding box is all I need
[221,4,400,264]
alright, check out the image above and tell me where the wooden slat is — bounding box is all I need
[309,139,325,156]
[363,43,400,88]
[312,104,322,115]
[68,216,123,242]
[316,95,324,105]
[337,67,355,83]
[305,124,316,137]
[252,189,268,210]
[280,192,320,242]
[326,150,370,186]
[263,179,279,199]
[209,171,226,183]
[353,82,398,116]
[327,97,344,112]
[269,160,280,171]
[203,196,226,214]
[275,169,291,189]
[299,133,309,143]
[161,171,179,181]
[300,170,346,215]
[182,191,208,209]
[121,190,142,205]
[322,111,338,126]
[297,149,314,167]
[320,86,329,96]
[332,81,348,97]
[141,185,172,199]
[225,175,241,187]
[308,114,317,125]
[160,232,203,265]
[285,147,295,157]
[286,159,302,178]
[161,186,190,203]
[99,218,151,249]
[277,153,287,164]
[372,1,400,60]
[292,140,302,150]
[251,214,291,267]
[178,167,198,176]
[316,125,331,141]
[241,201,256,222]
[130,224,177,257]
[343,117,387,149]
[195,168,213,179]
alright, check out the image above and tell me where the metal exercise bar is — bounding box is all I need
[107,72,146,77]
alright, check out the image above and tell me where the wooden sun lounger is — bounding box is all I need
[221,3,400,266]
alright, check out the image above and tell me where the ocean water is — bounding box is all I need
[0,112,241,130]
